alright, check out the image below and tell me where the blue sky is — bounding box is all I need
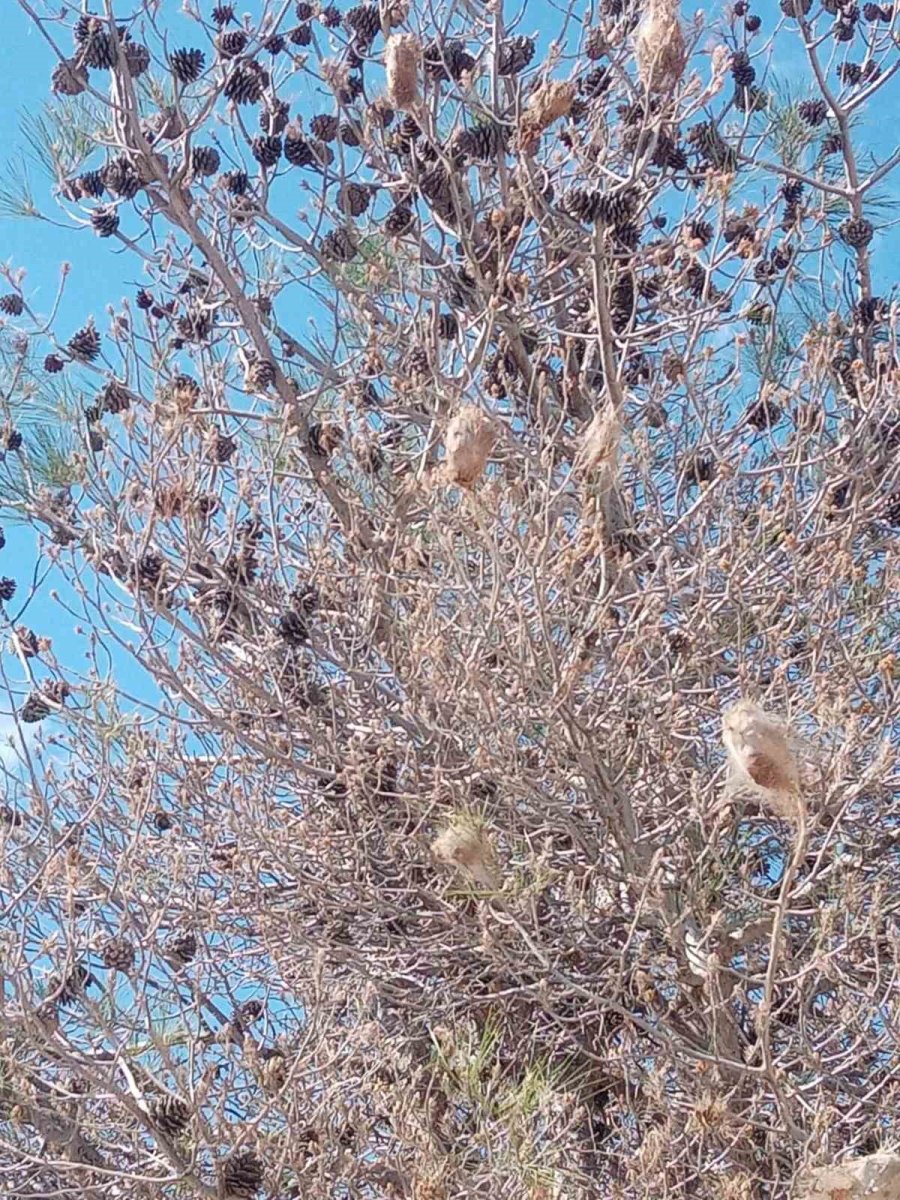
[0,17,126,305]
[0,12,128,767]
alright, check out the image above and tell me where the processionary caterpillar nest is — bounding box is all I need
[384,33,421,111]
[722,699,804,821]
[443,407,496,487]
[635,0,686,95]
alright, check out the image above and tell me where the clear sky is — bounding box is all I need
[0,12,124,762]
[1,9,148,322]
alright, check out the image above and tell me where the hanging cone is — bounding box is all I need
[721,699,802,820]
[635,0,686,95]
[443,407,496,487]
[384,33,421,111]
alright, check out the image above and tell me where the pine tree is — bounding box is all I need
[0,4,898,1198]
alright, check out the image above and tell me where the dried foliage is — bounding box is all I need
[0,0,898,1198]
